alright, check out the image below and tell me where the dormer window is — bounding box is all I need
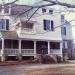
[42,8,46,13]
[49,10,53,14]
[21,21,34,30]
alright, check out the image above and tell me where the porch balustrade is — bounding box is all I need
[4,49,19,56]
[2,49,34,56]
[21,49,34,55]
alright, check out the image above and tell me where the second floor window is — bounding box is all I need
[43,19,54,31]
[49,10,53,14]
[42,8,46,13]
[4,5,9,13]
[0,19,9,31]
[62,27,66,35]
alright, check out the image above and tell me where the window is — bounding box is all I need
[61,15,64,22]
[50,42,60,49]
[21,22,33,29]
[4,5,9,13]
[43,19,54,31]
[62,27,66,35]
[42,8,46,13]
[63,41,68,49]
[0,19,9,30]
[44,20,50,30]
[0,5,2,12]
[49,10,53,14]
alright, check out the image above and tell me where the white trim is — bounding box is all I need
[19,39,21,54]
[48,41,50,54]
[34,40,36,55]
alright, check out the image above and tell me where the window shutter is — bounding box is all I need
[51,20,54,31]
[6,19,9,30]
[44,20,46,30]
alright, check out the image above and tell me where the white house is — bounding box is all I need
[0,4,63,61]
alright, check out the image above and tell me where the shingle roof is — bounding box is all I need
[0,31,18,39]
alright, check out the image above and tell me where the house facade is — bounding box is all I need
[0,4,63,61]
[61,15,73,59]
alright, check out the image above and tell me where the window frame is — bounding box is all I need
[43,19,54,31]
[42,8,46,13]
[49,10,53,14]
[0,19,9,31]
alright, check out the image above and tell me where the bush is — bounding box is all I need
[56,55,63,63]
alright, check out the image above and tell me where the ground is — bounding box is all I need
[0,61,75,75]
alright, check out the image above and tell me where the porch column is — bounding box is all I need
[34,40,37,57]
[48,41,50,54]
[19,39,21,54]
[18,39,22,61]
[1,38,5,62]
[60,41,63,57]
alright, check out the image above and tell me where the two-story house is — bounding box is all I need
[0,4,63,61]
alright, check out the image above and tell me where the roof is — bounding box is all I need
[0,31,18,39]
[11,4,31,15]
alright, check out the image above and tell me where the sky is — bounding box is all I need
[0,0,75,39]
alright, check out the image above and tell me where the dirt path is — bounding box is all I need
[0,63,75,75]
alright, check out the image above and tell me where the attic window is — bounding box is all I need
[21,22,33,29]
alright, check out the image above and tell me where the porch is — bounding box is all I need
[0,39,62,61]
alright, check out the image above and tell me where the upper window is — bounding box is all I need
[42,8,46,13]
[49,10,53,14]
[43,19,54,31]
[62,27,66,35]
[0,19,9,31]
[0,5,2,12]
[50,42,60,49]
[4,5,9,13]
[61,15,64,22]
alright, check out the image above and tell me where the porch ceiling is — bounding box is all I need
[0,31,18,39]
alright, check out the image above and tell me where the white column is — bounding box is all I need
[34,40,36,57]
[1,38,4,54]
[1,38,5,62]
[48,41,50,54]
[60,41,63,57]
[18,39,22,61]
[19,39,21,54]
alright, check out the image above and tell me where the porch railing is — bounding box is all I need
[4,49,19,56]
[21,49,34,55]
[3,49,34,56]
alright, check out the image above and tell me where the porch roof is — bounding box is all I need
[0,31,18,39]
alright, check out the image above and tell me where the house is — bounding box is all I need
[61,15,73,59]
[0,4,63,61]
